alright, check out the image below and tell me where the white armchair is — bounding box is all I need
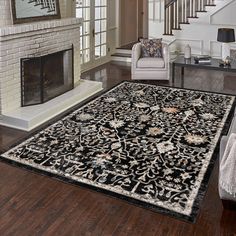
[131,42,169,80]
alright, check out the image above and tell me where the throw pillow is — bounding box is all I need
[140,38,163,58]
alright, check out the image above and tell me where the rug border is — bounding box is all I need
[0,80,235,223]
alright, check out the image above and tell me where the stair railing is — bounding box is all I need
[164,0,175,35]
[164,0,215,35]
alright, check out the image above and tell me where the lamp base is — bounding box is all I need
[219,60,231,67]
[222,43,230,62]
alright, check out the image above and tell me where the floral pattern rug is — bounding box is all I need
[1,82,235,222]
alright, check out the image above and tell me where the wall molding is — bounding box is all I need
[169,38,203,55]
[210,41,221,58]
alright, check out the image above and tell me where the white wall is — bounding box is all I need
[59,0,76,18]
[108,0,119,54]
[148,0,236,57]
[0,0,11,26]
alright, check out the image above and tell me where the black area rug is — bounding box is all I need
[1,82,235,222]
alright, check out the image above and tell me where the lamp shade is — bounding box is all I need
[217,28,235,43]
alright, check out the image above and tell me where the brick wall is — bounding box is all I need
[0,18,82,114]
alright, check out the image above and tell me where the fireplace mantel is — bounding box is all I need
[0,18,82,38]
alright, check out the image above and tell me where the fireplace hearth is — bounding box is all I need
[21,47,74,106]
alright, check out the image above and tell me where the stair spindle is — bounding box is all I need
[192,0,195,17]
[171,4,174,33]
[166,5,169,34]
[189,0,192,17]
[164,5,168,34]
[168,7,172,35]
[176,0,179,28]
[181,0,184,23]
[174,1,177,29]
[195,0,198,13]
[185,0,188,22]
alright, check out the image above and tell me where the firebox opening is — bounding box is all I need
[21,46,74,107]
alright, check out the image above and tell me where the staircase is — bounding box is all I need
[164,0,216,35]
[111,42,137,64]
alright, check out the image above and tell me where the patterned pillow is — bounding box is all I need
[140,38,163,58]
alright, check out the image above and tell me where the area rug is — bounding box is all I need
[1,82,235,222]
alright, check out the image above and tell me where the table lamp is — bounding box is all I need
[217,28,235,63]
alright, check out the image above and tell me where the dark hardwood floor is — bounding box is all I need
[1,62,236,236]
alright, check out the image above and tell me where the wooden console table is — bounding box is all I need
[172,56,236,87]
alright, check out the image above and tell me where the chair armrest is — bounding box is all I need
[132,43,142,68]
[162,43,169,69]
[228,116,236,134]
[220,135,229,162]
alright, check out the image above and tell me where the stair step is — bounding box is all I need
[117,41,138,50]
[179,22,190,24]
[111,53,132,63]
[187,16,199,19]
[111,53,131,58]
[205,4,216,6]
[196,10,207,12]
[116,49,132,54]
[172,27,181,30]
[163,33,174,36]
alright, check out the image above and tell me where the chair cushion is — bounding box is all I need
[228,116,236,134]
[137,58,165,68]
[140,38,163,58]
[219,186,236,201]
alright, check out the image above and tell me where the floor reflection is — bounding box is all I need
[220,209,236,235]
[82,62,236,95]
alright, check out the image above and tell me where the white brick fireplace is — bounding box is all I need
[0,4,103,131]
